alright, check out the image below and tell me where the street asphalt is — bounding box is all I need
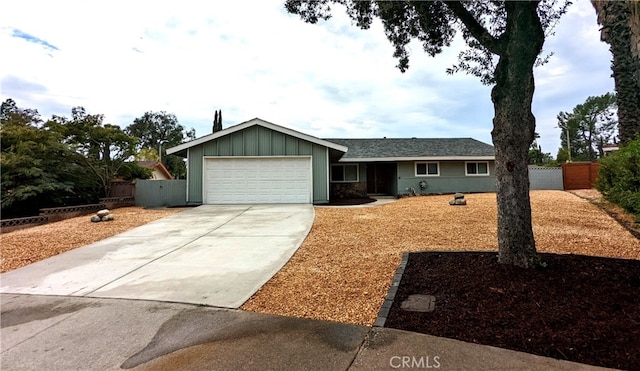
[0,294,612,370]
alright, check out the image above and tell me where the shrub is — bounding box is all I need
[596,138,640,217]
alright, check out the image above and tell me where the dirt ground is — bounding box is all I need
[242,190,640,325]
[0,207,184,273]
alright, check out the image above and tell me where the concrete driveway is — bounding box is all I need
[0,204,314,308]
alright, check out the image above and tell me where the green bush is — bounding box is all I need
[596,138,640,217]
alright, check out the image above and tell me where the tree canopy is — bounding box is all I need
[285,0,569,267]
[213,109,223,133]
[125,111,195,179]
[1,99,150,218]
[1,99,76,216]
[528,132,554,165]
[556,93,618,162]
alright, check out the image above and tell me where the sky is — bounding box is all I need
[0,0,615,156]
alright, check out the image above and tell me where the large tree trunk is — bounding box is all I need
[593,0,640,143]
[491,2,544,268]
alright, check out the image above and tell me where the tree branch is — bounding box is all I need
[443,1,505,55]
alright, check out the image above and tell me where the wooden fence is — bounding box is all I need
[109,181,135,197]
[562,162,600,190]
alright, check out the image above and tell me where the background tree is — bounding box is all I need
[528,132,554,165]
[49,107,140,198]
[592,0,640,143]
[1,99,77,217]
[134,148,161,162]
[556,93,618,162]
[285,0,569,267]
[126,111,195,179]
[213,109,223,133]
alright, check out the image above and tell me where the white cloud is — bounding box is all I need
[1,0,615,158]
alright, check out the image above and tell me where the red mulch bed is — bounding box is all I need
[384,252,640,370]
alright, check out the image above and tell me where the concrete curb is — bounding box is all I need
[373,251,409,327]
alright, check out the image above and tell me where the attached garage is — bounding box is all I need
[166,118,348,205]
[203,157,312,204]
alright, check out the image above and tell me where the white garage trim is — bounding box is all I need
[186,148,190,203]
[202,156,313,204]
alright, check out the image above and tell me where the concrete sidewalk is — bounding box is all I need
[0,204,314,308]
[0,294,612,371]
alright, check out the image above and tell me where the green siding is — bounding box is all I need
[203,141,217,156]
[258,127,272,155]
[312,145,329,203]
[272,132,286,155]
[396,161,496,195]
[244,126,259,156]
[218,136,232,156]
[298,141,312,155]
[187,125,330,204]
[285,136,298,154]
[188,146,204,203]
[232,132,244,155]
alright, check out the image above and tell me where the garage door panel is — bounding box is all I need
[204,158,311,204]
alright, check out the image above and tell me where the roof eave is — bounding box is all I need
[166,118,348,155]
[338,156,495,162]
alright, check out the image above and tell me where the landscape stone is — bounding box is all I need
[90,215,101,223]
[102,214,115,221]
[401,294,436,312]
[449,198,467,206]
[454,192,465,199]
[97,209,110,217]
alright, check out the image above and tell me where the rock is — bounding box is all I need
[90,215,101,222]
[449,198,467,206]
[97,209,110,217]
[454,192,465,200]
[101,214,115,221]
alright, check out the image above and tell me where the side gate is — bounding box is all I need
[135,180,187,207]
[528,166,564,190]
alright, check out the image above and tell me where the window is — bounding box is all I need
[466,161,489,176]
[415,162,439,176]
[331,164,359,182]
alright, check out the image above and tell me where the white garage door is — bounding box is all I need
[204,157,312,204]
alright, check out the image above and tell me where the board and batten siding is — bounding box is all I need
[396,161,496,194]
[186,125,329,204]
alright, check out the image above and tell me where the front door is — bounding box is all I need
[366,163,396,194]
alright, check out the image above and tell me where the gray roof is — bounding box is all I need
[325,138,495,161]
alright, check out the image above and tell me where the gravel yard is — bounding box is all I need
[3,191,638,327]
[241,190,640,325]
[0,207,184,273]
